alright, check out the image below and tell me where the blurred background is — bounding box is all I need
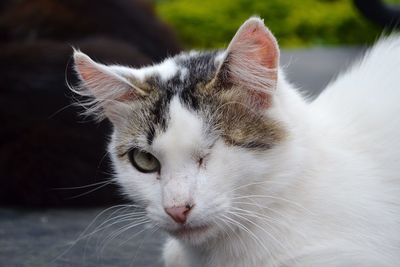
[0,0,399,266]
[157,0,380,48]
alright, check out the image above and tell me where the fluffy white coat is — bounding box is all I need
[161,37,400,267]
[73,18,400,267]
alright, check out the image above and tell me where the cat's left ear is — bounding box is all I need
[215,17,279,109]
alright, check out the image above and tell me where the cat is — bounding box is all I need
[72,17,400,266]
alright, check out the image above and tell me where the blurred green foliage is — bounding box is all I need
[155,0,385,48]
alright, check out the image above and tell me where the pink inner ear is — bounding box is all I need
[75,59,100,82]
[231,21,279,69]
[75,56,124,90]
[219,18,279,109]
[74,52,138,103]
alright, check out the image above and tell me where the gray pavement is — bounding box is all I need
[0,46,365,267]
[0,208,166,267]
[281,46,364,96]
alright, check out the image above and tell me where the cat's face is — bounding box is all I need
[73,18,291,244]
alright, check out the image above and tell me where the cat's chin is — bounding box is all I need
[165,224,215,244]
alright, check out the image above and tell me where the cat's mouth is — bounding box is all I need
[168,224,210,238]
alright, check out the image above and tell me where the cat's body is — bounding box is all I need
[73,18,400,266]
[164,36,400,267]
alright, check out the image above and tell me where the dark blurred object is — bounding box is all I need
[354,0,400,29]
[0,0,181,207]
[0,0,180,60]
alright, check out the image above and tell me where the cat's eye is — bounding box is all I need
[128,148,161,173]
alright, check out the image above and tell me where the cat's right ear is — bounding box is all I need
[72,50,146,121]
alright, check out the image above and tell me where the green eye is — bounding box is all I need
[128,148,161,173]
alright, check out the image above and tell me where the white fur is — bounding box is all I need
[107,37,400,266]
[179,67,189,81]
[214,51,227,65]
[153,97,206,208]
[130,58,179,82]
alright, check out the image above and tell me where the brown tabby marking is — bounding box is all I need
[113,52,286,157]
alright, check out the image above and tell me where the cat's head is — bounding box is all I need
[73,17,301,245]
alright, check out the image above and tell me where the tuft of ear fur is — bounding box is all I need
[216,17,279,109]
[72,49,146,120]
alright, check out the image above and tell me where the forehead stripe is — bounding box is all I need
[118,50,285,152]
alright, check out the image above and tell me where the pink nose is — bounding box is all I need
[165,205,193,224]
